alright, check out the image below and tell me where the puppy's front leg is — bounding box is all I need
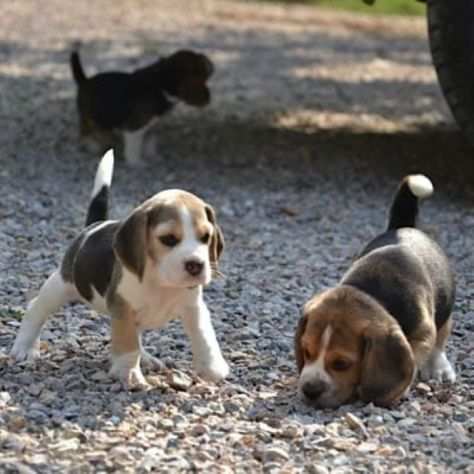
[123,128,146,166]
[109,307,149,389]
[181,299,229,382]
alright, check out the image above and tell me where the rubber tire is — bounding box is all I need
[427,0,474,144]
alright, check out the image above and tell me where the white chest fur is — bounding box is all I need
[115,267,200,330]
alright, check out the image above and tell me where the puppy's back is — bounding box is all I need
[77,73,134,129]
[344,228,455,335]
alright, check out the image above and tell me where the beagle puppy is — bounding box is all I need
[70,48,214,165]
[10,150,229,388]
[295,175,456,408]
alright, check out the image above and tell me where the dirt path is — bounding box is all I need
[1,1,473,473]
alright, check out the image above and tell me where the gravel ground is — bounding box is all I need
[1,1,474,472]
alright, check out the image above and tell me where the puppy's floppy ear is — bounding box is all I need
[205,205,224,266]
[294,313,308,374]
[114,207,148,280]
[359,324,415,407]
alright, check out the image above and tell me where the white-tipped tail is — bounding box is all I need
[407,174,433,199]
[91,149,114,198]
[85,150,114,226]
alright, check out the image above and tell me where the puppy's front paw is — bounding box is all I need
[109,352,150,390]
[420,351,456,383]
[196,357,230,383]
[10,340,40,362]
[109,364,150,390]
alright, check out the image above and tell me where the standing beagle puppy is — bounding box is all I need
[71,48,214,166]
[10,150,229,389]
[295,175,456,408]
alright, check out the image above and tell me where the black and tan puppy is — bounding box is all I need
[70,48,214,165]
[295,175,456,408]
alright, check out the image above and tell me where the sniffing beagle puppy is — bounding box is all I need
[70,48,214,165]
[10,150,229,388]
[295,175,456,408]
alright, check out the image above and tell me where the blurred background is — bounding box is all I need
[1,0,472,191]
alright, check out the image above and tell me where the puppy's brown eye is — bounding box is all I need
[200,233,210,244]
[159,234,180,247]
[332,359,352,371]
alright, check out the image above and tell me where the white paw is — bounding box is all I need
[420,352,456,383]
[109,364,150,390]
[10,340,40,362]
[141,350,166,372]
[109,352,150,390]
[196,357,230,383]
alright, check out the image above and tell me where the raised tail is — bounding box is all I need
[387,174,433,230]
[70,50,87,84]
[85,150,115,226]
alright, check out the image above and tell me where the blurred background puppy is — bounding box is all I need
[70,47,214,166]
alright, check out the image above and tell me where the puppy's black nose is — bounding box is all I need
[185,260,204,276]
[302,380,328,400]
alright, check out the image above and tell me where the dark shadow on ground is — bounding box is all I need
[152,116,473,202]
[1,17,469,200]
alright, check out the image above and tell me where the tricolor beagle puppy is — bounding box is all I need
[295,175,456,408]
[10,150,229,388]
[70,48,214,166]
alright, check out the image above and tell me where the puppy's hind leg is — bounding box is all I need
[10,271,75,361]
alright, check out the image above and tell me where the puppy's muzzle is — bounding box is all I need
[301,380,329,401]
[185,259,204,277]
